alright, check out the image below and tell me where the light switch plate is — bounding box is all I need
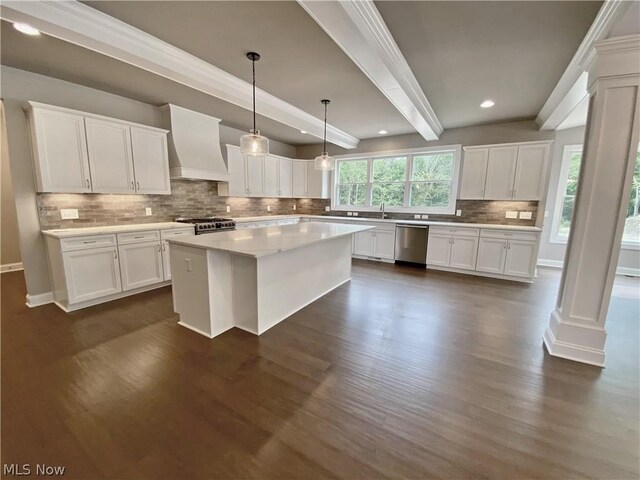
[519,211,533,220]
[267,205,271,212]
[325,206,330,212]
[226,205,231,213]
[60,208,78,220]
[421,214,429,219]
[347,212,353,216]
[145,207,152,216]
[505,211,518,219]
[293,204,296,210]
[456,210,462,216]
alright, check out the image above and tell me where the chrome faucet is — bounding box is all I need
[380,202,386,219]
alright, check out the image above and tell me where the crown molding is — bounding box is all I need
[0,0,359,149]
[536,0,632,131]
[298,0,443,141]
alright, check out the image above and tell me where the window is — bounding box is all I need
[333,146,461,214]
[551,145,640,247]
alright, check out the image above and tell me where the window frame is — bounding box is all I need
[331,145,462,214]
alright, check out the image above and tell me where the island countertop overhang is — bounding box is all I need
[166,222,374,258]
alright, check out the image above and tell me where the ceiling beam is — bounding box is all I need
[536,0,632,131]
[298,0,443,141]
[0,0,360,149]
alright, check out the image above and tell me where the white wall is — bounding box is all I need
[538,125,640,275]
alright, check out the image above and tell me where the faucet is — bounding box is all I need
[379,202,386,219]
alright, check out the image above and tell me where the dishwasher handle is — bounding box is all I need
[397,224,429,229]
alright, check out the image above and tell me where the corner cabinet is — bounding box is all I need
[219,145,329,199]
[459,141,551,200]
[26,102,170,194]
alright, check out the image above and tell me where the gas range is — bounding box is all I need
[176,217,236,234]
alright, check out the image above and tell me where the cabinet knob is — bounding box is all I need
[114,250,118,259]
[137,181,140,190]
[158,244,162,252]
[86,179,90,189]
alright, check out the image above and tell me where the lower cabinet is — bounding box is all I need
[62,246,122,304]
[118,241,164,291]
[426,228,479,271]
[352,224,395,260]
[475,232,538,279]
[162,241,172,281]
[476,238,507,274]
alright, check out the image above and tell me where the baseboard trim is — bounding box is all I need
[543,313,605,368]
[538,259,640,277]
[25,291,54,308]
[1,262,23,273]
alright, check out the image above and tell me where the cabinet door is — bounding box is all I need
[85,118,135,194]
[130,126,171,194]
[476,238,507,274]
[484,146,518,200]
[373,230,396,260]
[307,163,329,198]
[278,159,293,197]
[352,231,374,256]
[504,240,537,278]
[426,234,452,267]
[459,149,489,199]
[449,235,479,271]
[63,246,122,304]
[30,107,91,193]
[264,155,279,197]
[513,144,548,200]
[226,145,247,196]
[292,161,308,197]
[246,156,265,197]
[162,241,172,281]
[118,241,164,291]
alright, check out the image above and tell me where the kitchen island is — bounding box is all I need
[166,222,373,338]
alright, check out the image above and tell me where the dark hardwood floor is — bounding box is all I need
[2,262,639,479]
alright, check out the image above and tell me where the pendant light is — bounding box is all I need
[315,99,335,171]
[240,52,269,156]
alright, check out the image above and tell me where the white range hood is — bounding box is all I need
[160,104,230,181]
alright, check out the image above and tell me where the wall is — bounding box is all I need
[538,125,640,275]
[1,101,22,269]
[0,66,298,297]
[38,180,327,229]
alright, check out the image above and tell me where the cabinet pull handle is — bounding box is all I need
[131,181,135,190]
[134,235,144,239]
[136,181,140,190]
[114,250,118,259]
[82,240,97,244]
[158,244,162,252]
[507,241,511,249]
[86,179,90,189]
[162,243,166,251]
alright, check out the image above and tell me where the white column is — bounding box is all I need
[544,34,640,367]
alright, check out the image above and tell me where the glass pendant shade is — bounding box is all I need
[240,130,269,156]
[315,152,335,171]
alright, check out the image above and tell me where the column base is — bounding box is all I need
[543,309,606,367]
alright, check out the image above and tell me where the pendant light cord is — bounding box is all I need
[323,101,327,153]
[252,58,256,134]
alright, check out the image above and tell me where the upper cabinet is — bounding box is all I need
[219,146,329,199]
[26,102,170,195]
[459,141,551,201]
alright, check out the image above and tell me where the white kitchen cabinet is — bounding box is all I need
[503,239,537,278]
[459,149,488,199]
[118,240,164,291]
[225,145,248,196]
[85,117,135,194]
[307,163,330,199]
[62,246,122,304]
[512,143,548,200]
[160,227,195,281]
[161,241,172,281]
[264,156,279,197]
[484,146,518,200]
[352,223,395,260]
[292,161,308,197]
[130,126,171,194]
[476,237,507,274]
[372,230,396,260]
[352,230,374,256]
[279,159,293,197]
[449,236,479,271]
[27,104,92,193]
[246,156,265,197]
[426,234,452,267]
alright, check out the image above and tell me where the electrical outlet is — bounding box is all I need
[505,211,518,219]
[185,258,192,272]
[544,210,549,218]
[267,205,271,212]
[519,211,532,220]
[325,206,330,212]
[414,214,420,219]
[347,212,353,216]
[60,209,78,220]
[293,204,296,211]
[421,214,429,219]
[456,209,462,216]
[226,205,231,213]
[353,212,359,216]
[145,207,152,216]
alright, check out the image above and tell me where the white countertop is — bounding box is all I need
[42,222,193,238]
[166,222,374,258]
[232,214,542,232]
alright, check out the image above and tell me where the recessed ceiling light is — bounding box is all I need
[480,100,495,108]
[378,130,388,135]
[300,130,307,134]
[13,23,40,36]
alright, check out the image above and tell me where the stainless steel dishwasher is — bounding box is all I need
[395,224,429,266]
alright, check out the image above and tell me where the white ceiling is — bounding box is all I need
[0,1,606,146]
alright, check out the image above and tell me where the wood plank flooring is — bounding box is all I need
[2,262,639,479]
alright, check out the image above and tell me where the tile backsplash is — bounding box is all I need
[37,180,538,230]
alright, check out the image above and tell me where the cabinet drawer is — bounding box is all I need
[161,227,194,239]
[117,230,161,245]
[430,226,479,237]
[60,234,116,252]
[480,229,539,242]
